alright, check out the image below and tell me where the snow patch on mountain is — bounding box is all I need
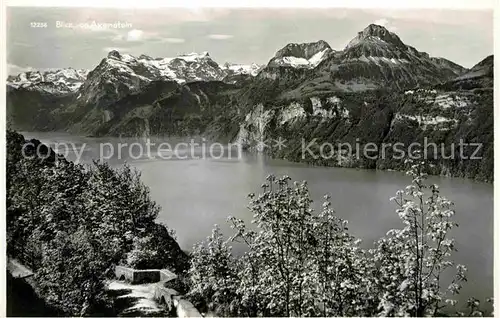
[272,48,331,69]
[357,56,410,65]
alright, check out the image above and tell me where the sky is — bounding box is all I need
[6,7,493,74]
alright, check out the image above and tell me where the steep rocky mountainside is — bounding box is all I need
[80,80,240,137]
[234,54,493,181]
[6,24,493,180]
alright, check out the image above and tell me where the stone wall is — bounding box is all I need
[114,266,173,284]
[174,297,203,318]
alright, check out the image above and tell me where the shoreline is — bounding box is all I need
[16,130,493,184]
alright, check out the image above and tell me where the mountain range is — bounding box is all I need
[6,24,494,181]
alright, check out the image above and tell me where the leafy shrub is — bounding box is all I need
[6,130,188,315]
[187,225,241,316]
[126,223,189,272]
[188,161,491,317]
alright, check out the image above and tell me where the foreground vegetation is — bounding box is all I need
[187,160,493,316]
[6,130,493,316]
[6,130,189,315]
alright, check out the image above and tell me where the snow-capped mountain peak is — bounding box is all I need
[76,50,227,107]
[339,24,465,77]
[176,51,210,61]
[7,49,263,106]
[100,50,225,83]
[76,50,264,108]
[268,40,334,69]
[223,62,264,76]
[7,68,89,94]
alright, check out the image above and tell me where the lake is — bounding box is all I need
[23,132,493,306]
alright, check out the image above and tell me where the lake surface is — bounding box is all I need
[23,132,494,305]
